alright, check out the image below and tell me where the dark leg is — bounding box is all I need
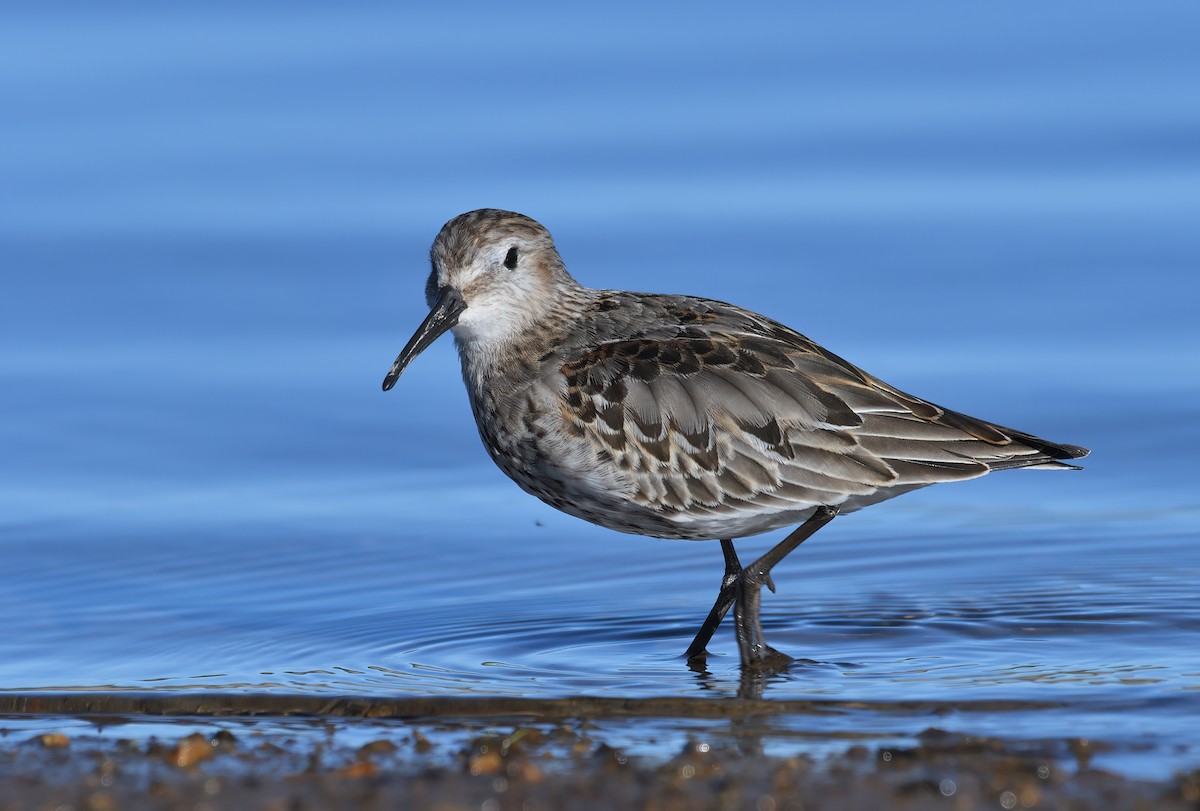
[684,539,741,662]
[734,505,839,668]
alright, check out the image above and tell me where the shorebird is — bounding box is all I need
[382,209,1089,668]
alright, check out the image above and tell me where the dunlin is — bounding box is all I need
[383,209,1089,668]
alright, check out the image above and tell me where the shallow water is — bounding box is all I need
[3,2,1199,782]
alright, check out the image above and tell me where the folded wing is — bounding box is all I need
[556,318,1087,522]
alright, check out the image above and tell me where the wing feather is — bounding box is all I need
[553,296,1087,531]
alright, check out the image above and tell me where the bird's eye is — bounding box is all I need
[503,247,519,269]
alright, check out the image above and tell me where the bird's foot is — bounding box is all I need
[741,642,793,673]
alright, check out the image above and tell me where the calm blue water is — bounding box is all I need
[2,2,1199,779]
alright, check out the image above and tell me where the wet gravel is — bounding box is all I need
[1,694,1197,810]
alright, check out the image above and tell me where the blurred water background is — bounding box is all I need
[2,2,1198,778]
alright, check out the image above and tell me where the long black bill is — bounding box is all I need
[381,286,467,391]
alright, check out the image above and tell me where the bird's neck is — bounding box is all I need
[453,279,594,391]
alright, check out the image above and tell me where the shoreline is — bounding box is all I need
[2,692,1198,809]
